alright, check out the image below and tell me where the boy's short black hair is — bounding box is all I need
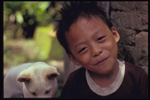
[56,2,113,54]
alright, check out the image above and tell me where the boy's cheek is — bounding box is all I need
[68,53,81,66]
[104,40,116,49]
[76,54,91,64]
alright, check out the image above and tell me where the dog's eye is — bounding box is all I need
[47,74,57,80]
[31,92,36,96]
[45,90,50,94]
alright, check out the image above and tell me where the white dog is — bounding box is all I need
[4,62,60,98]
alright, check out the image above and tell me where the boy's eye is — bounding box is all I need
[97,36,105,41]
[78,47,87,54]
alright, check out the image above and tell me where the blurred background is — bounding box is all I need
[3,1,64,97]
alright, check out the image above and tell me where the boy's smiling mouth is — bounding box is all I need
[93,56,109,66]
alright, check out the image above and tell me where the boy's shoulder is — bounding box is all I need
[125,62,146,73]
[123,62,148,98]
[68,67,86,80]
[124,62,148,81]
[61,67,87,95]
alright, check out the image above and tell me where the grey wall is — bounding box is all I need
[110,1,148,68]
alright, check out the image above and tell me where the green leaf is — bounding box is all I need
[15,11,24,24]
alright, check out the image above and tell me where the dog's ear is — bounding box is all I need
[46,72,59,80]
[43,66,60,80]
[17,69,32,83]
[17,77,31,83]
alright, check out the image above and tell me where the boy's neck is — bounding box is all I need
[89,61,119,88]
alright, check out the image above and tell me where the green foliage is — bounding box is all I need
[33,24,63,60]
[4,1,62,39]
[15,11,24,24]
[4,1,52,25]
[4,1,63,66]
[50,37,64,60]
[34,25,53,60]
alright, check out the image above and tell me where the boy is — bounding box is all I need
[56,2,148,99]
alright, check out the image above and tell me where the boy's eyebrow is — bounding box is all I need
[75,41,86,49]
[92,29,103,38]
[74,30,103,49]
[92,31,99,38]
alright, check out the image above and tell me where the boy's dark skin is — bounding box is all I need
[56,2,148,99]
[66,16,120,87]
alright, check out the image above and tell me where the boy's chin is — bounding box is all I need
[93,65,115,76]
[97,69,112,76]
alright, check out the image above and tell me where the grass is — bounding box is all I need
[4,39,39,67]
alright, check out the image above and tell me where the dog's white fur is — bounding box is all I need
[4,62,60,98]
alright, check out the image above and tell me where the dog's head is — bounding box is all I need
[17,62,59,98]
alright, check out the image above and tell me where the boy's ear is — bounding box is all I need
[68,54,81,66]
[111,26,120,43]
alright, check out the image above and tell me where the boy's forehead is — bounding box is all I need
[75,15,105,26]
[69,15,107,32]
[66,16,109,41]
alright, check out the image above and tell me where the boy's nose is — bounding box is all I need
[91,44,102,57]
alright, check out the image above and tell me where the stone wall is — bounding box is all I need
[62,1,148,84]
[109,1,148,68]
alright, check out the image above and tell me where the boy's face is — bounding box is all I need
[66,16,120,75]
